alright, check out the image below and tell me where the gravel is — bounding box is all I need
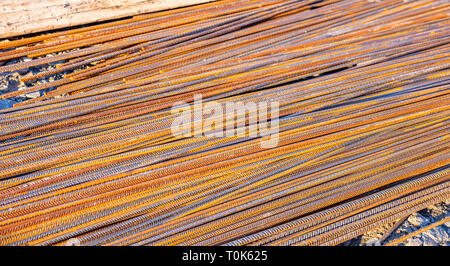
[0,49,85,105]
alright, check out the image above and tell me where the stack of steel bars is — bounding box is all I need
[0,0,448,246]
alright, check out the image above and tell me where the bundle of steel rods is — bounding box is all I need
[0,0,448,246]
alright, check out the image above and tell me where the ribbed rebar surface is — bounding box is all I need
[0,0,449,246]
